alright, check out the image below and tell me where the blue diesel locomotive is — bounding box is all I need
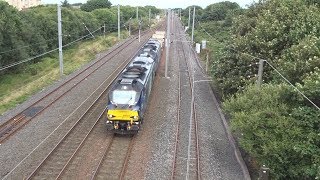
[105,39,161,134]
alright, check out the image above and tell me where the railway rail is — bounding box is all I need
[0,21,166,178]
[0,29,154,144]
[25,35,152,180]
[90,135,135,180]
[171,15,201,180]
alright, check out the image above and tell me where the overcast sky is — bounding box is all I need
[43,0,256,9]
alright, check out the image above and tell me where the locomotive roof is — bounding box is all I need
[116,55,155,89]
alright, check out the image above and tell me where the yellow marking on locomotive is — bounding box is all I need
[107,110,139,121]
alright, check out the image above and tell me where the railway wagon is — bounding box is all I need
[105,39,161,134]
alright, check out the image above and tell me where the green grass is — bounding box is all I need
[0,32,127,115]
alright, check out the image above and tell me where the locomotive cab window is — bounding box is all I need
[111,90,137,105]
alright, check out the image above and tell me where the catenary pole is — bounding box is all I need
[165,9,170,78]
[149,9,151,26]
[136,6,139,22]
[138,20,141,42]
[129,19,131,36]
[191,6,195,44]
[118,4,120,40]
[188,7,191,28]
[257,59,264,87]
[57,4,63,77]
[103,23,105,38]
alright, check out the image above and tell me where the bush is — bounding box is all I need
[224,84,320,179]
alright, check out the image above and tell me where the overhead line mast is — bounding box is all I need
[57,4,63,77]
[118,4,120,40]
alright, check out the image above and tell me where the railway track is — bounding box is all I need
[0,30,153,144]
[90,135,135,180]
[171,15,201,180]
[25,35,151,180]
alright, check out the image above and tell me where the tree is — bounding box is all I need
[92,8,116,31]
[202,1,240,21]
[216,0,320,178]
[80,0,112,12]
[213,0,320,95]
[224,84,320,179]
[61,0,71,8]
[0,1,45,71]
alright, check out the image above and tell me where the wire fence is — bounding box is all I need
[192,16,320,110]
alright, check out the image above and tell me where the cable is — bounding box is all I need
[0,48,58,71]
[0,6,134,70]
[0,27,102,72]
[193,16,320,111]
[0,16,133,72]
[265,60,320,110]
[62,27,101,48]
[0,38,56,55]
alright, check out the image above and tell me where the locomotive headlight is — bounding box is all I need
[133,116,139,120]
[108,114,114,118]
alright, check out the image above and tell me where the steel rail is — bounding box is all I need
[170,23,182,179]
[54,107,108,180]
[0,33,145,144]
[89,136,115,180]
[180,18,201,180]
[54,35,153,180]
[119,136,136,180]
[90,135,135,180]
[170,15,201,180]
[26,32,153,180]
[26,56,129,179]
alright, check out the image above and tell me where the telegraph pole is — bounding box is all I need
[118,4,120,40]
[138,20,141,42]
[257,59,265,87]
[165,9,170,78]
[149,9,151,26]
[129,18,131,36]
[103,23,105,38]
[191,6,195,44]
[57,4,63,77]
[136,6,139,22]
[188,7,191,28]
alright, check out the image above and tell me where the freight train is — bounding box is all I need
[105,38,162,134]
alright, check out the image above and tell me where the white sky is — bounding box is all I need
[43,0,256,8]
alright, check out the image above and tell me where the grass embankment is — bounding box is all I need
[0,32,126,115]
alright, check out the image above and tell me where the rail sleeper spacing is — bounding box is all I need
[105,38,162,134]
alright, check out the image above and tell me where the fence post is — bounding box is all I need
[259,165,270,180]
[257,59,264,87]
[206,50,209,73]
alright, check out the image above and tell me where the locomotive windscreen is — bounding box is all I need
[111,90,137,105]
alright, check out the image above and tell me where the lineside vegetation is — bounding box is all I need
[0,1,161,114]
[182,0,320,179]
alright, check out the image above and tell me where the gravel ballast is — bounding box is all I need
[0,32,153,179]
[0,18,249,179]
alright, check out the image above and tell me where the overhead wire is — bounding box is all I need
[0,38,56,55]
[0,48,58,71]
[0,9,140,72]
[193,16,320,110]
[62,27,102,48]
[0,27,102,72]
[265,60,320,110]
